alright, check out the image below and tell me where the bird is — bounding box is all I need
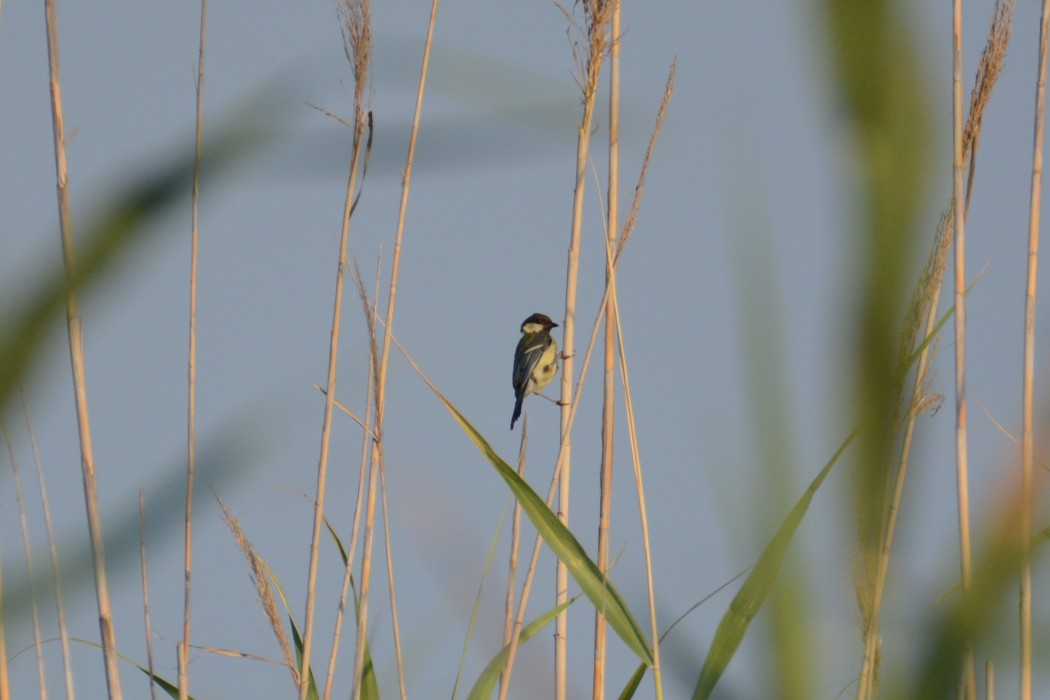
[511,313,560,430]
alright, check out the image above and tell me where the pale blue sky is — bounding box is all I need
[1,1,1048,698]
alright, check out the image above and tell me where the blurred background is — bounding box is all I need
[1,0,1048,697]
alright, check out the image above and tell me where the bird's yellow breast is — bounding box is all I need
[531,339,559,392]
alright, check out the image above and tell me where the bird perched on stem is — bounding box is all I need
[510,313,560,430]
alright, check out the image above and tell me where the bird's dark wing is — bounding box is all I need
[512,332,550,396]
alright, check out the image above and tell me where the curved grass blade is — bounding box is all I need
[401,353,653,666]
[452,499,510,699]
[691,425,861,700]
[70,638,194,699]
[133,663,185,700]
[256,560,322,700]
[322,519,379,700]
[616,663,647,700]
[466,596,578,700]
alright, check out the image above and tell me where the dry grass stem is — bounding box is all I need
[139,494,159,700]
[952,0,976,694]
[217,495,300,688]
[314,384,375,438]
[972,395,1049,471]
[555,5,615,695]
[0,538,8,700]
[349,1,434,696]
[616,61,676,262]
[2,417,47,698]
[352,261,387,700]
[593,3,622,695]
[302,2,372,697]
[321,257,380,700]
[43,0,123,694]
[500,424,527,696]
[854,4,1014,696]
[181,3,209,697]
[1018,2,1050,696]
[352,258,408,700]
[611,287,662,699]
[22,393,76,698]
[501,59,674,693]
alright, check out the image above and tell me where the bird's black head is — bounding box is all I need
[520,313,558,333]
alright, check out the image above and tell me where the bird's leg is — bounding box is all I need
[536,392,568,406]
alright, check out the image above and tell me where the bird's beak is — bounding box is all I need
[551,322,560,328]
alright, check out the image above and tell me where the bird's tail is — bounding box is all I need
[510,393,525,429]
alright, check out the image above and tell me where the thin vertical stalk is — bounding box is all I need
[181,1,207,697]
[499,444,568,700]
[0,538,8,700]
[499,53,670,682]
[856,276,943,700]
[323,259,381,700]
[501,426,527,697]
[303,106,366,700]
[43,0,123,695]
[351,2,434,697]
[592,2,620,698]
[951,1,976,697]
[857,7,1013,696]
[2,418,47,699]
[557,6,612,697]
[611,289,663,700]
[303,0,371,690]
[140,494,159,700]
[1019,2,1050,697]
[378,460,407,700]
[22,392,75,699]
[500,371,601,699]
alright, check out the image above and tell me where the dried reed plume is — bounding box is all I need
[855,3,1016,698]
[337,0,372,106]
[896,0,1014,424]
[217,495,300,690]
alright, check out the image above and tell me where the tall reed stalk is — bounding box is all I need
[556,4,614,697]
[43,0,123,695]
[592,1,620,697]
[1019,2,1050,698]
[302,3,371,698]
[951,1,976,694]
[180,1,208,697]
[23,393,75,699]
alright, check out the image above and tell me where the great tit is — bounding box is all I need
[511,313,559,429]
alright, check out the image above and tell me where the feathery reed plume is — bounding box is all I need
[302,1,372,697]
[964,0,1015,210]
[855,3,1015,698]
[616,61,675,263]
[337,0,371,103]
[217,495,300,689]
